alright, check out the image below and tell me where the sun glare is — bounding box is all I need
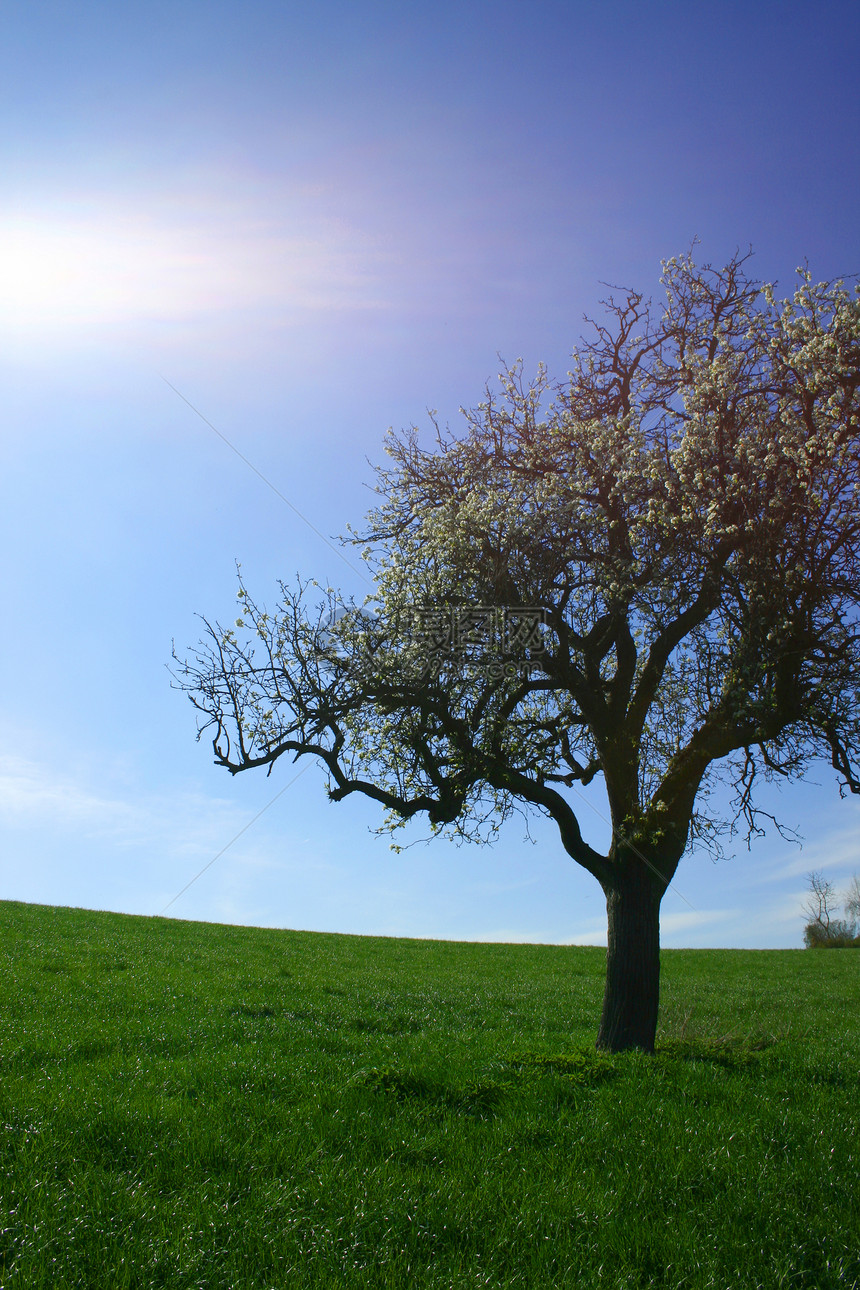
[0,194,382,351]
[0,210,215,336]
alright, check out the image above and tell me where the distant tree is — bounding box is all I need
[802,871,844,945]
[845,873,860,923]
[802,870,860,946]
[175,251,860,1052]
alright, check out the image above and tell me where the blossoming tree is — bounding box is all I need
[175,252,860,1052]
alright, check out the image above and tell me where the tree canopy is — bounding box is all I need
[175,251,860,1051]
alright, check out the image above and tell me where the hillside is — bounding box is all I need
[1,901,857,1288]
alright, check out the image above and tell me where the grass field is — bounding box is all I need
[0,900,857,1288]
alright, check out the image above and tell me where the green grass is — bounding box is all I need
[1,901,858,1288]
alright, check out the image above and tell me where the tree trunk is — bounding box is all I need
[596,859,663,1054]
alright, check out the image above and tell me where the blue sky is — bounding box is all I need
[1,0,858,947]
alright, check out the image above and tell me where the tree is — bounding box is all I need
[174,251,860,1053]
[802,870,859,946]
[845,873,860,923]
[802,870,844,945]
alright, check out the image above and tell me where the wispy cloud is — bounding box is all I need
[750,810,860,885]
[0,752,245,859]
[475,925,605,945]
[0,754,145,836]
[660,907,739,936]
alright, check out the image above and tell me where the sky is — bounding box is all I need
[1,0,859,949]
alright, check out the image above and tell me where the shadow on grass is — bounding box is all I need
[656,1034,781,1069]
[356,1036,795,1122]
[357,1066,512,1116]
[357,1046,621,1118]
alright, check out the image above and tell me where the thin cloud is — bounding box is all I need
[0,753,245,858]
[660,908,738,935]
[473,927,604,945]
[0,754,145,836]
[752,812,860,885]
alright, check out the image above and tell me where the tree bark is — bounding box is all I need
[596,858,664,1053]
